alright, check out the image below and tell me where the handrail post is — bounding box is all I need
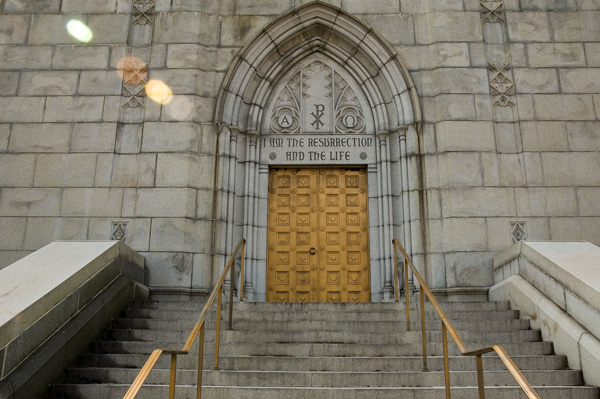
[394,242,399,302]
[404,254,411,331]
[169,353,177,399]
[228,256,235,330]
[213,286,223,371]
[196,323,205,399]
[240,239,245,302]
[442,321,451,399]
[476,354,485,399]
[420,288,428,372]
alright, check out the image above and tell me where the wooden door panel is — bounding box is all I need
[268,167,369,302]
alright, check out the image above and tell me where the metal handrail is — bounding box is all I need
[392,238,541,399]
[122,238,246,399]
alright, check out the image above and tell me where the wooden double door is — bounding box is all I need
[267,167,370,303]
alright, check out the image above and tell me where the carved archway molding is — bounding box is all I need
[213,1,423,301]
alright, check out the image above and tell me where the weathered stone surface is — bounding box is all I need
[61,0,117,13]
[52,45,111,70]
[520,0,577,9]
[61,188,123,217]
[513,68,559,93]
[442,217,489,252]
[135,188,195,218]
[559,68,600,93]
[577,188,600,216]
[527,43,586,67]
[155,153,205,188]
[535,94,596,120]
[435,121,496,152]
[0,45,53,69]
[0,217,26,251]
[0,97,45,123]
[0,72,19,96]
[415,12,483,44]
[19,71,79,96]
[0,15,29,44]
[441,187,517,217]
[520,121,568,152]
[541,152,600,186]
[0,154,35,187]
[44,97,105,122]
[9,123,72,153]
[71,123,117,153]
[79,71,123,95]
[361,15,415,45]
[566,121,600,151]
[438,152,483,187]
[23,218,88,249]
[28,14,82,45]
[506,12,552,42]
[0,188,62,217]
[4,0,60,12]
[586,43,600,67]
[550,11,600,41]
[142,251,193,288]
[220,15,273,47]
[0,125,9,151]
[154,13,220,45]
[445,251,494,286]
[234,0,293,15]
[142,122,201,152]
[87,14,130,44]
[34,154,97,187]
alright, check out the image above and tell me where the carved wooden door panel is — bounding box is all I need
[267,167,370,303]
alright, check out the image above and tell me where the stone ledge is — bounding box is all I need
[490,275,600,387]
[0,241,145,375]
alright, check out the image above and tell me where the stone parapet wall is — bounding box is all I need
[0,0,599,294]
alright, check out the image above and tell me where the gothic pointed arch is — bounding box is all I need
[213,1,423,302]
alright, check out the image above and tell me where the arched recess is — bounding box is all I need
[214,1,423,302]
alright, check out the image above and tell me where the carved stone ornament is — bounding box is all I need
[511,222,527,243]
[132,0,156,25]
[111,221,128,242]
[122,84,146,109]
[480,0,505,24]
[489,61,515,107]
[270,61,366,135]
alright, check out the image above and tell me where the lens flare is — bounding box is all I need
[116,56,147,85]
[165,96,193,120]
[145,80,173,105]
[66,19,93,43]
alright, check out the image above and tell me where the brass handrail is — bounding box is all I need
[392,238,541,399]
[122,238,246,399]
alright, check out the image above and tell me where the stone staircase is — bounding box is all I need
[49,299,599,399]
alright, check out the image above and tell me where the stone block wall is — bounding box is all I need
[0,0,599,293]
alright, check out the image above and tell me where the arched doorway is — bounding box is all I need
[214,2,422,302]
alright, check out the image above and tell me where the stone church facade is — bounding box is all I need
[0,0,599,301]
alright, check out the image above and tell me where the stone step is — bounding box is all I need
[127,300,511,312]
[63,367,584,387]
[121,308,521,322]
[77,353,569,372]
[92,340,554,357]
[110,317,531,332]
[103,328,542,345]
[49,384,600,399]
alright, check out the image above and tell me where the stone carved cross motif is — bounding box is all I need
[489,61,515,107]
[270,61,366,134]
[122,84,146,109]
[480,0,505,24]
[132,0,156,25]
